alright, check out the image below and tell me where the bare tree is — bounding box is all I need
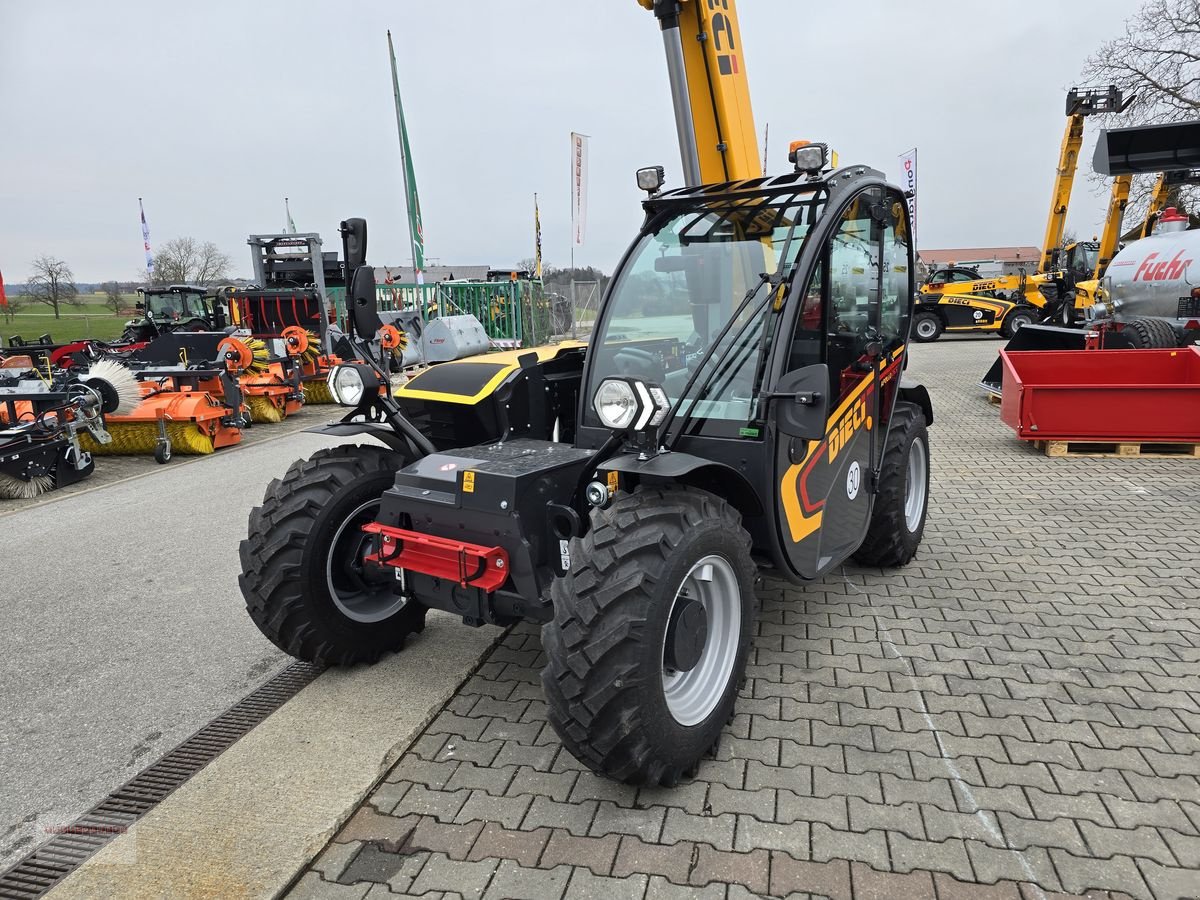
[151,237,233,286]
[103,281,124,314]
[1081,0,1200,222]
[27,256,79,319]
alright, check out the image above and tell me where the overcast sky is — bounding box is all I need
[1,0,1144,282]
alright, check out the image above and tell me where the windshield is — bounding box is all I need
[1071,244,1099,278]
[145,291,202,320]
[585,191,825,435]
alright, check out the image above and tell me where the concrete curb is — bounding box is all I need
[46,613,502,900]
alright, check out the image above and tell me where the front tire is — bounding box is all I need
[1001,306,1037,339]
[239,445,426,666]
[912,311,944,343]
[853,401,929,567]
[541,487,758,785]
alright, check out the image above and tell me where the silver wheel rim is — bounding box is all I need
[1012,313,1031,332]
[327,499,408,623]
[905,437,928,532]
[662,554,741,727]
[916,318,937,339]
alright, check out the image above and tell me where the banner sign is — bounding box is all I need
[571,132,588,247]
[898,148,917,244]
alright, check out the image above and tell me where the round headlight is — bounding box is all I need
[330,364,366,407]
[594,379,638,430]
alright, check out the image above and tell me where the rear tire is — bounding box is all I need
[912,311,944,343]
[541,487,758,786]
[1001,306,1038,340]
[853,402,929,567]
[1122,317,1179,349]
[239,444,426,666]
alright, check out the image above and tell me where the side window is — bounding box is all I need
[880,192,912,355]
[826,190,882,406]
[786,258,825,372]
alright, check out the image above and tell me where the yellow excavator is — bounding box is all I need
[914,87,1130,342]
[239,0,934,784]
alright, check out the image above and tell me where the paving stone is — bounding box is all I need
[847,797,925,840]
[689,845,769,894]
[454,790,532,829]
[611,835,694,884]
[646,875,724,899]
[410,816,486,860]
[1102,796,1197,831]
[538,831,621,877]
[636,779,709,815]
[288,873,371,900]
[336,807,419,847]
[467,822,551,867]
[494,740,558,772]
[1047,849,1150,897]
[522,796,598,836]
[886,833,974,881]
[1137,859,1200,900]
[482,860,571,900]
[661,807,737,851]
[810,824,889,869]
[996,812,1088,856]
[506,767,578,803]
[409,853,498,899]
[743,760,812,793]
[733,813,809,858]
[586,800,666,842]
[563,867,648,900]
[849,860,936,900]
[706,783,776,818]
[777,791,849,830]
[308,835,363,882]
[338,844,414,886]
[1077,821,1177,867]
[964,841,1061,890]
[769,855,851,899]
[442,739,506,767]
[931,872,1024,900]
[393,786,472,822]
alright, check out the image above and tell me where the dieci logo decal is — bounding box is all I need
[827,396,873,463]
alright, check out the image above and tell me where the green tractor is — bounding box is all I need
[240,158,933,785]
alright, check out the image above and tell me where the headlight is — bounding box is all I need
[594,379,639,430]
[328,364,377,407]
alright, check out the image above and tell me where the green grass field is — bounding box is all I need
[1,294,135,344]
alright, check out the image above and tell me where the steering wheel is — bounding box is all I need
[613,347,664,381]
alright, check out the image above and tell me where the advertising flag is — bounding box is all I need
[0,268,8,309]
[139,197,154,278]
[571,133,588,247]
[285,197,298,234]
[388,31,426,284]
[534,194,543,279]
[898,148,917,245]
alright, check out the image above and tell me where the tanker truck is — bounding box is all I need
[1087,120,1200,347]
[1090,206,1200,347]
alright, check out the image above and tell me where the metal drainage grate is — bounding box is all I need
[0,661,320,900]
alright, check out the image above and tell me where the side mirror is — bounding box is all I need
[350,265,382,340]
[135,301,145,310]
[772,364,830,440]
[340,218,368,271]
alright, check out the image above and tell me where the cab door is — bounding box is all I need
[774,189,885,579]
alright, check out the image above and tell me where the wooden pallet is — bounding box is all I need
[1035,440,1200,459]
[986,393,1002,406]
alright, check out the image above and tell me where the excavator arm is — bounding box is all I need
[1038,87,1128,275]
[1094,174,1132,277]
[638,0,762,185]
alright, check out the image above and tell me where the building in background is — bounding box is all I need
[917,246,1041,280]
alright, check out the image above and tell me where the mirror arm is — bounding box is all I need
[760,390,821,406]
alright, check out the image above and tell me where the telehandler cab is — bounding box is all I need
[240,157,933,783]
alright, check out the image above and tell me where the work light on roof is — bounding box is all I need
[789,141,830,175]
[636,166,666,195]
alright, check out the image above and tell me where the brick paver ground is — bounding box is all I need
[287,339,1200,900]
